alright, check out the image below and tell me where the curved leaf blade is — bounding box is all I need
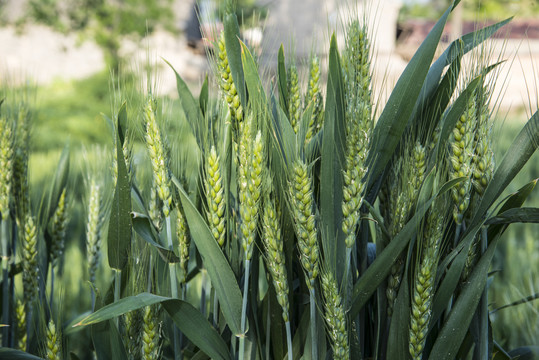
[172,176,243,336]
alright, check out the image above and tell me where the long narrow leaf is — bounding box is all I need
[429,236,499,360]
[108,103,132,271]
[367,4,452,193]
[172,176,243,336]
[320,33,346,278]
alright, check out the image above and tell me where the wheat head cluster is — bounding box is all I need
[0,1,538,360]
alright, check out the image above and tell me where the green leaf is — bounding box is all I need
[172,176,243,336]
[0,348,43,359]
[350,197,433,317]
[485,207,539,225]
[491,292,539,314]
[431,221,484,329]
[420,17,512,110]
[386,269,411,360]
[162,300,232,360]
[41,144,70,228]
[224,13,246,107]
[75,293,231,359]
[469,110,539,229]
[91,320,128,360]
[241,42,265,106]
[320,33,346,279]
[277,45,289,116]
[166,60,206,150]
[131,212,180,263]
[108,103,132,271]
[508,346,539,360]
[428,236,499,360]
[487,179,537,240]
[367,4,452,194]
[200,75,209,118]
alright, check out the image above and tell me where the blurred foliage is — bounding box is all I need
[401,0,539,20]
[490,116,539,349]
[26,0,175,70]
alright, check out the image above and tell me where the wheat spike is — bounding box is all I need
[86,180,103,285]
[22,214,38,305]
[409,203,445,360]
[144,97,172,218]
[44,318,61,360]
[217,31,243,130]
[289,159,319,288]
[287,63,301,134]
[205,145,226,248]
[449,94,477,225]
[305,54,323,142]
[239,130,264,260]
[0,115,13,221]
[15,299,26,351]
[50,187,68,267]
[177,205,190,284]
[341,20,373,249]
[321,271,350,360]
[141,305,161,360]
[262,192,290,322]
[123,309,142,360]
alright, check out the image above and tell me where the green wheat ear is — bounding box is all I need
[0,115,13,221]
[15,299,26,351]
[176,204,190,285]
[50,187,68,267]
[321,271,350,360]
[305,53,324,142]
[262,191,289,322]
[144,97,172,218]
[44,318,62,360]
[217,31,243,132]
[449,93,477,225]
[341,19,374,250]
[409,198,446,360]
[289,159,319,288]
[287,63,301,134]
[142,304,161,360]
[205,145,226,248]
[22,214,38,305]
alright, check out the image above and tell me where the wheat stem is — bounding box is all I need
[309,287,318,360]
[239,258,251,360]
[1,219,9,346]
[166,215,180,359]
[114,270,121,328]
[285,321,293,360]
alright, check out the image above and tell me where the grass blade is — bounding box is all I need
[320,33,346,278]
[172,176,243,336]
[428,236,500,360]
[367,4,452,195]
[107,103,132,271]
